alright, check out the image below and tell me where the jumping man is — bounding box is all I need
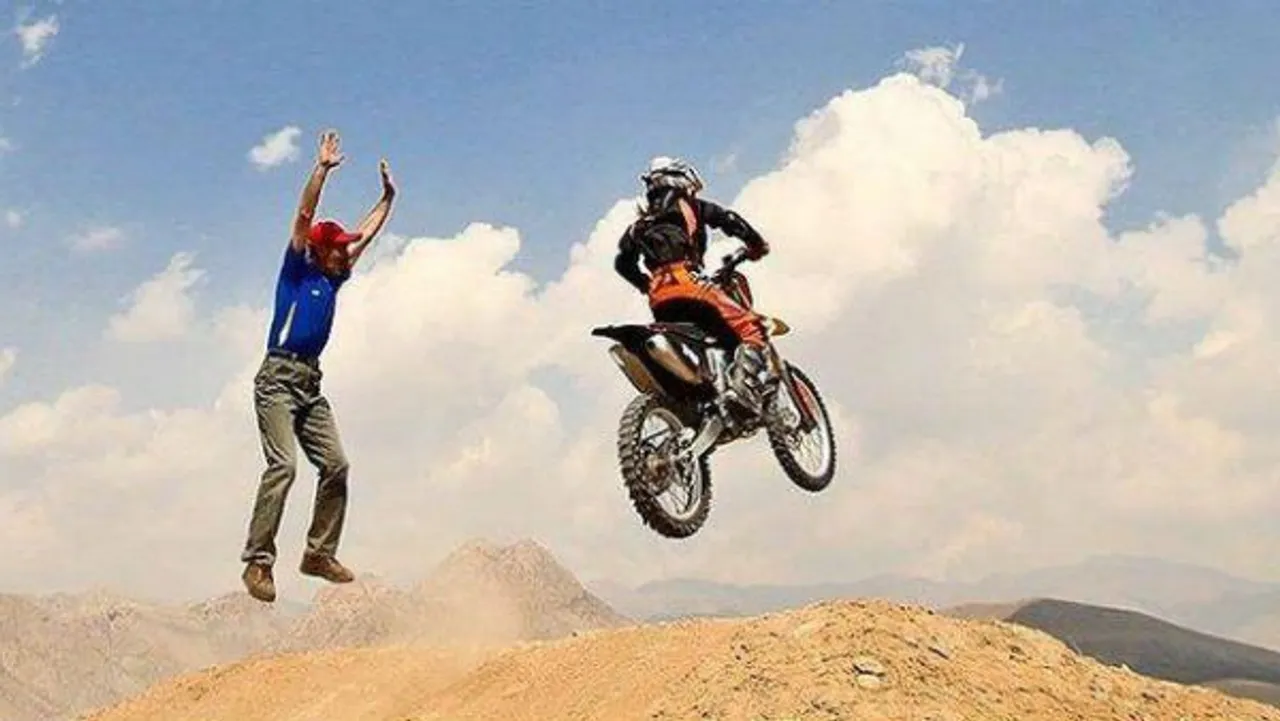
[240,129,396,603]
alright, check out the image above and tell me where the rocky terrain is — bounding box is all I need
[83,598,1280,721]
[0,539,626,721]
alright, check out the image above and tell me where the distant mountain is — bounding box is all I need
[939,596,1280,708]
[972,555,1277,619]
[0,589,296,721]
[276,538,631,653]
[1166,588,1280,652]
[270,575,421,654]
[410,538,630,644]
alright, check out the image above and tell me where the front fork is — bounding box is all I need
[765,341,818,431]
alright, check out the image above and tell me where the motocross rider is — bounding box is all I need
[613,156,777,413]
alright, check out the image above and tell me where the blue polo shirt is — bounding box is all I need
[265,245,351,358]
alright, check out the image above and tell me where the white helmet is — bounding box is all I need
[640,156,704,195]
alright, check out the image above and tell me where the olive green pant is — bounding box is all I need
[240,353,349,567]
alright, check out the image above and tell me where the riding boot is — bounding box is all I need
[727,344,777,414]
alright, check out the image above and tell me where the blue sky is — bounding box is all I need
[9,1,1280,601]
[2,0,1280,406]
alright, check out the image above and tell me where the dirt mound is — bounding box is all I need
[79,645,492,721]
[85,598,1280,721]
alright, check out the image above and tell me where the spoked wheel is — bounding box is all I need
[617,394,712,539]
[765,363,837,492]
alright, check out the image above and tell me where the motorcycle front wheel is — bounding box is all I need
[765,363,837,492]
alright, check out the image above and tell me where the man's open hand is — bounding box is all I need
[379,158,396,199]
[318,130,344,169]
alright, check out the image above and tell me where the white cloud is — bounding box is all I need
[69,226,124,253]
[0,347,14,387]
[899,42,1003,105]
[248,126,302,170]
[1218,147,1280,252]
[6,209,23,228]
[967,74,1004,104]
[711,151,740,176]
[105,252,205,343]
[8,61,1280,599]
[901,43,965,88]
[15,14,58,68]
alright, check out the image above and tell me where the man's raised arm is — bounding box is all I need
[346,159,397,264]
[290,130,345,251]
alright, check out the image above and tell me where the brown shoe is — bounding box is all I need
[242,563,276,603]
[299,553,355,584]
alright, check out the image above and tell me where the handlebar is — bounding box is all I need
[713,248,751,280]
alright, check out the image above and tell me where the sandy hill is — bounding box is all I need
[0,539,628,721]
[82,598,1280,721]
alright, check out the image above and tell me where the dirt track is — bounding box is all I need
[83,598,1280,721]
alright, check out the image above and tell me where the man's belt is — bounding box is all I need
[267,348,320,367]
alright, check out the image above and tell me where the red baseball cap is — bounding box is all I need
[308,219,361,247]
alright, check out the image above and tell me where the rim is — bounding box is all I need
[779,375,833,479]
[638,406,705,521]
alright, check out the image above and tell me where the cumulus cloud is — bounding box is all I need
[105,252,205,343]
[1218,146,1280,251]
[69,225,124,253]
[248,126,302,170]
[6,209,23,228]
[14,14,57,68]
[6,62,1280,600]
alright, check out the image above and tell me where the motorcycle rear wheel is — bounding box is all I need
[617,393,712,539]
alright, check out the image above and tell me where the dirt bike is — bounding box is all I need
[591,247,837,539]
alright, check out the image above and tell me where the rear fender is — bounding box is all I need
[591,324,656,354]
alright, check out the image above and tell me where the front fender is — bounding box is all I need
[763,316,791,336]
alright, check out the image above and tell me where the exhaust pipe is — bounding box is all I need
[644,334,702,384]
[609,344,662,395]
